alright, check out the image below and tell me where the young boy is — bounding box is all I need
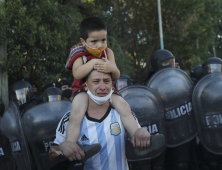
[64,17,143,158]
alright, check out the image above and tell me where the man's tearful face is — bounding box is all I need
[87,71,112,97]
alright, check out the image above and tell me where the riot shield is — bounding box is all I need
[192,72,222,155]
[147,68,197,147]
[0,117,16,170]
[22,100,72,170]
[119,84,166,161]
[0,101,33,170]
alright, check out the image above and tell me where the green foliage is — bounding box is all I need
[0,0,82,89]
[1,0,222,85]
[213,0,222,59]
[80,0,222,82]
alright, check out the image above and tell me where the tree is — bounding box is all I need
[1,0,221,85]
[0,0,82,89]
[80,0,222,82]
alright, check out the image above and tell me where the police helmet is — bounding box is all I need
[151,49,175,71]
[42,83,56,93]
[58,80,72,91]
[175,57,180,64]
[10,80,34,106]
[190,65,203,83]
[0,99,5,117]
[115,74,133,91]
[202,57,222,76]
[42,87,63,103]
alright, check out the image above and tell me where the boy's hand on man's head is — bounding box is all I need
[94,57,115,73]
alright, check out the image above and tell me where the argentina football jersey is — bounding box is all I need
[54,105,130,170]
[77,105,128,170]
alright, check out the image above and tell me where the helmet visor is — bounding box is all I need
[48,95,62,102]
[15,88,29,105]
[116,79,128,91]
[161,58,175,68]
[205,64,222,74]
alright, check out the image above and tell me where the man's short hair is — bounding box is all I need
[85,70,112,81]
[80,17,107,40]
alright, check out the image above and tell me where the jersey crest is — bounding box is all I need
[110,122,121,136]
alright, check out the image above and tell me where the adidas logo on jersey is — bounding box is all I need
[80,134,89,141]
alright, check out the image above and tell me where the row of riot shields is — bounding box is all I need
[121,68,222,161]
[120,68,197,161]
[1,68,222,168]
[0,100,71,170]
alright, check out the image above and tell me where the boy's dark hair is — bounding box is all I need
[80,17,107,40]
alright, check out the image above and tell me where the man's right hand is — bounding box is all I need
[132,128,150,148]
[59,141,85,161]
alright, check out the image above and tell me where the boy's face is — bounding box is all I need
[81,30,107,49]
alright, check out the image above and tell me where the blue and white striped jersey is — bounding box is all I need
[54,105,136,170]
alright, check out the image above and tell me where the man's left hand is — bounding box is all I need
[49,147,62,163]
[132,128,150,148]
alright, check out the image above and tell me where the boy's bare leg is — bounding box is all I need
[110,94,139,136]
[66,92,88,143]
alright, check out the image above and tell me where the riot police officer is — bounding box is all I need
[42,87,64,102]
[149,49,175,170]
[115,74,134,91]
[131,49,176,170]
[1,83,71,169]
[202,57,222,75]
[57,80,73,101]
[146,49,196,170]
[190,65,203,85]
[9,79,41,115]
[194,57,222,170]
[144,49,175,85]
[58,79,72,91]
[115,75,153,170]
[175,57,181,69]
